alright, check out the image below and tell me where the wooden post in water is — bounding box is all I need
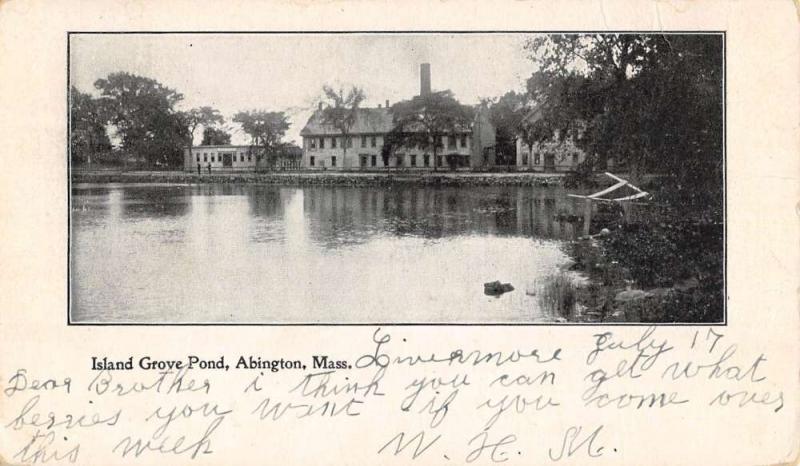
[582,198,592,237]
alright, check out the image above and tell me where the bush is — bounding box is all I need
[537,272,578,319]
[601,221,723,289]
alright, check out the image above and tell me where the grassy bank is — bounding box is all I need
[563,201,724,323]
[71,170,567,187]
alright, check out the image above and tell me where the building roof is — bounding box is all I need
[300,108,394,136]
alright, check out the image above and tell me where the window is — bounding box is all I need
[534,153,541,165]
[361,135,367,148]
[196,155,200,162]
[396,154,404,166]
[310,156,315,166]
[203,154,207,162]
[240,155,244,162]
[319,137,325,149]
[347,137,353,148]
[463,156,470,166]
[331,137,337,149]
[310,138,316,150]
[448,135,456,149]
[371,155,376,167]
[360,155,367,167]
[370,136,376,148]
[248,154,252,161]
[331,156,337,166]
[436,156,442,167]
[424,155,430,167]
[211,155,215,162]
[461,135,468,148]
[522,154,528,165]
[410,154,417,167]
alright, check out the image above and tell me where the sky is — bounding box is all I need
[70,33,539,145]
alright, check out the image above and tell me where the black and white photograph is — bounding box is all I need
[68,32,725,324]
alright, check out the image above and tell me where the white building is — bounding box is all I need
[184,145,255,172]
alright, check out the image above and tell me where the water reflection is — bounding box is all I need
[301,185,579,248]
[71,183,584,323]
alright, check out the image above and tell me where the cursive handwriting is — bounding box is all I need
[548,425,605,461]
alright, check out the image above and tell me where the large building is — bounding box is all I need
[300,64,496,170]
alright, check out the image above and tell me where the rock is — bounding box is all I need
[674,277,700,292]
[599,228,611,236]
[484,281,515,296]
[614,289,652,302]
[606,310,627,322]
[649,287,674,298]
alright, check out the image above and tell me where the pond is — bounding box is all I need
[70,183,585,323]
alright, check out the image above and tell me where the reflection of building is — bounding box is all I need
[300,64,496,171]
[299,185,581,246]
[515,108,586,172]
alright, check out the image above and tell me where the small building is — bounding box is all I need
[300,64,496,171]
[184,145,256,171]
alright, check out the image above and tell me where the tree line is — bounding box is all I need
[486,34,723,215]
[70,72,295,169]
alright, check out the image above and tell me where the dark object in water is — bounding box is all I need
[484,280,515,296]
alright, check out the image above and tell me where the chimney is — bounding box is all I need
[385,99,390,108]
[378,103,382,108]
[420,63,431,96]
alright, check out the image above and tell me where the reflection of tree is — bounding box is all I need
[120,186,190,219]
[300,186,581,248]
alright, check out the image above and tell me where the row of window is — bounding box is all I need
[308,136,374,150]
[520,153,580,166]
[307,135,469,151]
[308,154,469,168]
[195,153,252,163]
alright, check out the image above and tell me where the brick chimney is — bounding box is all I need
[420,63,431,96]
[385,99,390,108]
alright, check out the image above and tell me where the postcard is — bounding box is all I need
[0,1,797,465]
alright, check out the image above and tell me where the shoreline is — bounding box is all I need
[70,170,569,187]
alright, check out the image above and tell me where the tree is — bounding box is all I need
[201,126,232,146]
[524,33,723,206]
[384,90,474,171]
[94,72,188,167]
[485,92,526,165]
[183,106,224,156]
[319,85,365,169]
[232,110,290,170]
[70,86,111,165]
